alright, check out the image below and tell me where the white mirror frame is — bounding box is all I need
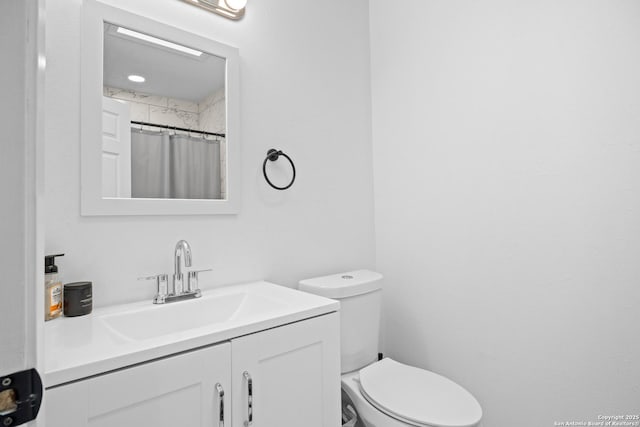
[81,0,240,215]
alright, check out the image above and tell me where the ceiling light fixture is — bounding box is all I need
[116,27,203,57]
[224,0,247,10]
[127,75,146,83]
[180,0,247,20]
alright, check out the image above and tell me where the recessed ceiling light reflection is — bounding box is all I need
[128,75,146,83]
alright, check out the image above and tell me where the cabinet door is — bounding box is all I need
[45,342,231,427]
[232,313,341,427]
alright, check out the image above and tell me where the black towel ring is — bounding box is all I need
[263,149,296,190]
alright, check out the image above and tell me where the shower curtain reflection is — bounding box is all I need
[131,130,222,199]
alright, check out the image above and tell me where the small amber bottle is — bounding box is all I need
[44,254,64,321]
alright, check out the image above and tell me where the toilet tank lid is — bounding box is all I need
[298,270,382,299]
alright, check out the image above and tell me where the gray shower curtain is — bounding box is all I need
[131,130,222,199]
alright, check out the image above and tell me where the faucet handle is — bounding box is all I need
[138,274,169,304]
[187,269,212,293]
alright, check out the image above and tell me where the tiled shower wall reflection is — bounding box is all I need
[103,86,227,198]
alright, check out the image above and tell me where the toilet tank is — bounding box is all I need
[299,270,383,374]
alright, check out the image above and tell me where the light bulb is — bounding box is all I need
[224,0,247,11]
[128,75,146,83]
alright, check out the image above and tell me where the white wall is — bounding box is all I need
[370,1,640,426]
[0,0,44,384]
[44,0,375,307]
[0,0,30,375]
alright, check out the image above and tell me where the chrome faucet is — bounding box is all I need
[173,239,192,295]
[139,239,211,304]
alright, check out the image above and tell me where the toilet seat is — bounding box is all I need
[358,359,482,427]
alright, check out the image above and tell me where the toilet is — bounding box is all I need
[299,270,483,427]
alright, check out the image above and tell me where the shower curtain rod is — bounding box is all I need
[130,120,226,138]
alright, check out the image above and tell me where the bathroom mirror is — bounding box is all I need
[81,1,240,215]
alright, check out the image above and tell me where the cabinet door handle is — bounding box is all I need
[243,371,253,426]
[215,383,225,427]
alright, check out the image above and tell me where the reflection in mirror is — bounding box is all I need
[102,23,227,200]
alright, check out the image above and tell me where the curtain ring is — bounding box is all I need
[262,149,296,190]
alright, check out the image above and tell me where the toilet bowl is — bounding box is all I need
[342,359,482,427]
[299,270,483,427]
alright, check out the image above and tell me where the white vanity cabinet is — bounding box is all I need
[45,342,231,427]
[45,312,340,427]
[231,313,341,427]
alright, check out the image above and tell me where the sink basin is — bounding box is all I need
[102,290,285,341]
[45,281,340,387]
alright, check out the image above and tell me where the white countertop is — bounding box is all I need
[45,281,339,388]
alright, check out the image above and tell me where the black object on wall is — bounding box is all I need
[0,368,43,426]
[262,149,296,190]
